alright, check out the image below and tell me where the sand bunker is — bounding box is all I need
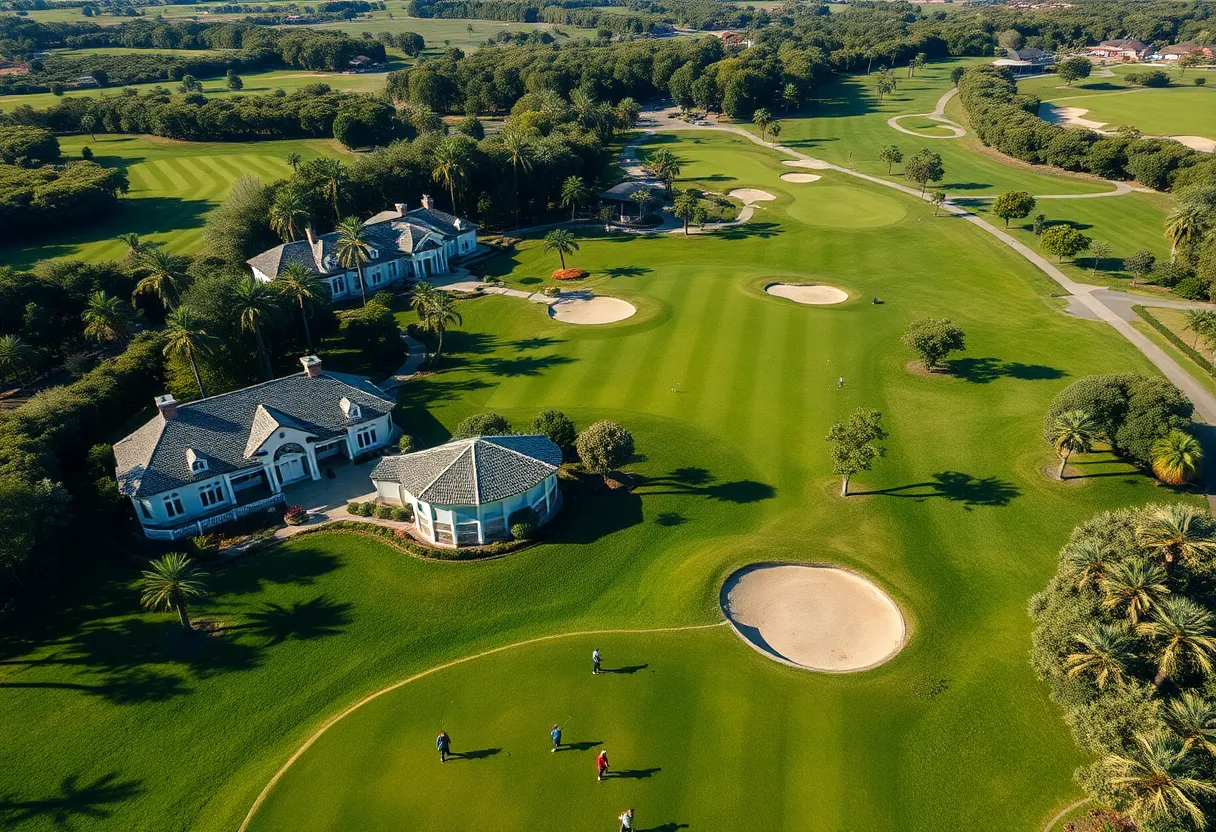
[548,295,636,325]
[729,188,776,203]
[782,159,834,170]
[1173,136,1216,153]
[721,564,906,672]
[1039,104,1108,130]
[766,283,848,305]
[780,173,821,183]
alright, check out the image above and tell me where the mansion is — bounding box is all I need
[246,196,479,301]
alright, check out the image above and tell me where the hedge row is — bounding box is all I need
[1133,304,1216,377]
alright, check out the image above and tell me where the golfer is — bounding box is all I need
[436,730,451,763]
[596,750,610,781]
[838,376,844,389]
[551,724,562,753]
[619,808,634,831]
[592,648,601,675]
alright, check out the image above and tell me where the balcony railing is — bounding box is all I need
[142,493,286,541]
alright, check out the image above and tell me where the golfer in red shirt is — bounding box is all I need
[596,750,610,781]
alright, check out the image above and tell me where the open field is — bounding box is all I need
[0,133,341,268]
[1043,86,1216,140]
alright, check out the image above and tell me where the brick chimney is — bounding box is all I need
[420,194,434,210]
[304,224,317,246]
[155,394,178,421]
[394,202,407,216]
[300,355,323,378]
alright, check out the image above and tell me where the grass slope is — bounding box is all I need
[1045,86,1216,140]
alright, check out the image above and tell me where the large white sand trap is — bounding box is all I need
[780,172,821,183]
[783,158,834,170]
[721,564,906,672]
[549,295,636,325]
[1039,104,1108,130]
[729,188,776,203]
[766,282,848,305]
[1173,136,1216,153]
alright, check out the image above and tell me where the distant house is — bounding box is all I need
[246,196,478,302]
[370,435,563,547]
[114,356,396,540]
[1155,42,1213,61]
[600,178,665,220]
[349,54,374,70]
[1085,39,1152,61]
[75,75,99,87]
[994,46,1055,75]
[718,31,752,49]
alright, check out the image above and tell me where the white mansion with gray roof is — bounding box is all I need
[371,435,563,547]
[114,356,396,540]
[246,196,478,301]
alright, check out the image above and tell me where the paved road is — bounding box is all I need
[886,88,967,139]
[643,107,1216,508]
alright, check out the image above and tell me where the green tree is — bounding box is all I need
[781,82,799,112]
[1103,559,1170,625]
[826,408,887,496]
[233,276,280,380]
[904,148,944,195]
[80,113,96,140]
[767,121,781,142]
[0,334,35,388]
[270,187,309,243]
[902,317,965,370]
[930,190,946,217]
[878,144,903,174]
[1139,597,1216,688]
[133,246,187,311]
[1125,249,1156,286]
[1151,430,1204,486]
[410,282,462,368]
[453,412,510,439]
[500,129,532,223]
[116,232,144,263]
[432,136,469,213]
[648,148,681,197]
[576,420,635,484]
[560,175,588,223]
[1166,692,1216,756]
[1063,540,1113,592]
[992,190,1036,228]
[543,229,579,270]
[1102,731,1215,828]
[138,552,208,630]
[1185,309,1216,348]
[226,72,243,91]
[1089,240,1112,272]
[286,152,302,173]
[629,186,653,220]
[82,290,136,344]
[163,306,215,399]
[1165,203,1207,262]
[1136,503,1216,572]
[752,107,771,141]
[334,216,371,307]
[1057,57,1093,86]
[1064,623,1131,688]
[950,66,965,86]
[1050,409,1095,478]
[875,67,896,102]
[532,409,576,451]
[1041,225,1091,262]
[320,159,346,222]
[275,263,323,350]
[673,191,697,235]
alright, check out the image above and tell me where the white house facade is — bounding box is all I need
[114,356,396,540]
[370,435,563,547]
[246,195,479,302]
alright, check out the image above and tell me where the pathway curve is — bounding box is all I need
[639,106,1216,509]
[377,334,429,393]
[239,621,729,832]
[886,88,967,139]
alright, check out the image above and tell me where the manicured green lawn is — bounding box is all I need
[0,133,341,269]
[1044,86,1216,139]
[0,85,1203,832]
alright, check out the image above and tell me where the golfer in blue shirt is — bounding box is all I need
[551,724,562,753]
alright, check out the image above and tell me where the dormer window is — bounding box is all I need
[368,248,380,260]
[186,448,208,474]
[323,254,338,271]
[340,397,361,420]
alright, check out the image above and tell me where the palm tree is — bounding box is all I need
[629,186,652,220]
[333,216,371,307]
[269,187,309,243]
[1185,309,1216,348]
[1103,559,1170,625]
[1138,597,1216,688]
[1050,409,1096,479]
[275,264,323,349]
[1065,622,1131,689]
[163,307,215,399]
[1165,203,1208,263]
[1136,504,1216,571]
[0,334,35,388]
[543,229,579,270]
[648,148,681,197]
[673,191,697,234]
[1062,539,1113,591]
[133,246,186,311]
[1167,692,1216,756]
[137,552,208,630]
[560,175,588,222]
[411,283,462,369]
[1151,430,1204,486]
[115,232,144,264]
[432,137,467,214]
[320,158,345,222]
[1102,731,1215,828]
[501,129,532,223]
[232,277,279,380]
[82,290,136,344]
[286,151,302,173]
[752,107,771,141]
[930,190,946,217]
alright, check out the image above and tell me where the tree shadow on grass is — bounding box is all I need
[236,595,354,645]
[473,353,577,378]
[940,181,992,192]
[855,471,1019,508]
[511,336,562,350]
[0,668,191,705]
[551,486,644,546]
[216,547,343,596]
[948,357,1067,384]
[637,468,777,504]
[602,265,651,279]
[654,512,686,527]
[715,221,782,241]
[0,772,142,828]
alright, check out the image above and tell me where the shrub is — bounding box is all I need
[576,420,635,478]
[347,500,370,516]
[81,146,93,160]
[543,286,561,298]
[552,268,588,280]
[392,505,414,522]
[1040,225,1091,261]
[375,503,395,520]
[1044,375,1192,466]
[508,506,539,539]
[284,505,308,525]
[453,412,511,439]
[1173,275,1211,300]
[532,409,577,450]
[1125,69,1170,87]
[398,434,415,454]
[1195,77,1207,87]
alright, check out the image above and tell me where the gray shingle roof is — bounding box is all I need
[114,371,395,499]
[371,435,561,506]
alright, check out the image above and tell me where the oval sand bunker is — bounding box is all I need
[549,295,636,325]
[721,564,906,672]
[766,283,848,305]
[780,173,821,183]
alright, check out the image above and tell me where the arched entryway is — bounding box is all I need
[274,442,308,485]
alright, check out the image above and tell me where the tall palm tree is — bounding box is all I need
[163,306,215,399]
[543,229,579,270]
[1050,409,1095,479]
[629,186,652,220]
[1102,559,1170,625]
[0,334,35,388]
[411,283,462,369]
[133,246,187,311]
[320,158,345,222]
[275,264,323,349]
[333,216,371,307]
[137,552,208,630]
[1152,430,1204,486]
[752,107,771,141]
[1065,622,1131,689]
[232,277,279,380]
[115,232,144,264]
[82,290,136,344]
[1138,597,1216,688]
[286,152,302,173]
[560,175,588,223]
[1136,504,1216,571]
[1102,731,1215,828]
[432,138,467,214]
[1167,692,1216,756]
[673,191,697,235]
[269,187,309,243]
[1165,203,1208,263]
[649,148,681,197]
[501,129,532,223]
[1062,539,1113,592]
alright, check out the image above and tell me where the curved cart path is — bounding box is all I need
[641,106,1216,510]
[886,88,967,139]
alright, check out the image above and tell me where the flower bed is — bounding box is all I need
[552,268,588,280]
[283,505,308,526]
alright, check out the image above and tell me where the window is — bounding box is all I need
[199,482,225,508]
[356,426,378,449]
[389,261,398,278]
[140,501,152,520]
[191,459,208,474]
[163,493,184,518]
